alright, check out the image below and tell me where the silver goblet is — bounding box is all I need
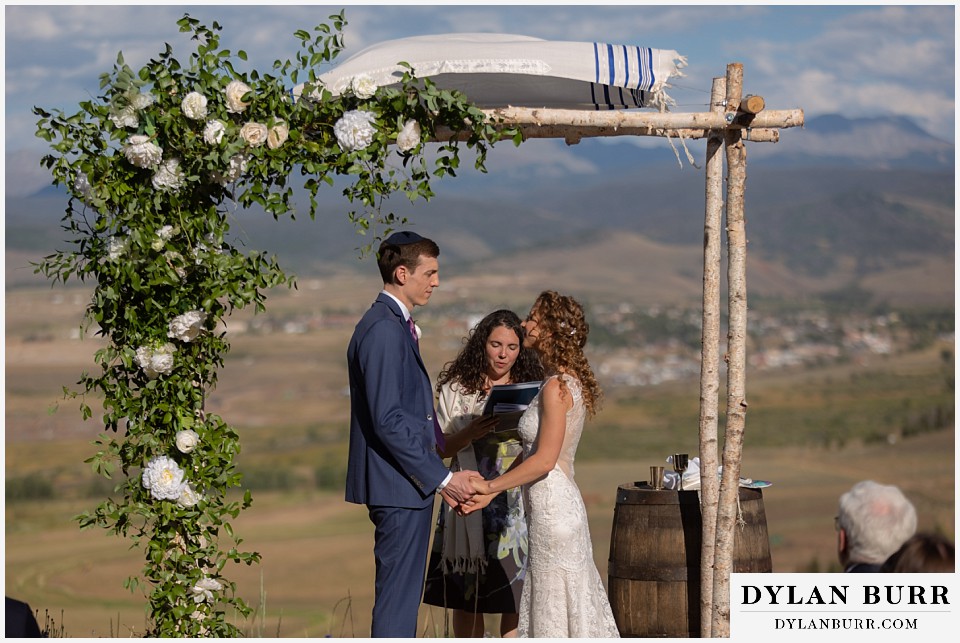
[672,453,689,491]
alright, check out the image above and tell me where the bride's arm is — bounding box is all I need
[474,377,570,495]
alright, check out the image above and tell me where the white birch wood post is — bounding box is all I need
[428,65,803,639]
[698,75,726,639]
[711,62,750,638]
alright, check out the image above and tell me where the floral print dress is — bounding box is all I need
[422,382,528,613]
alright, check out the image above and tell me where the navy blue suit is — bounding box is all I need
[346,293,450,637]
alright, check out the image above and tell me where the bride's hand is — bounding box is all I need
[458,491,497,516]
[469,475,492,495]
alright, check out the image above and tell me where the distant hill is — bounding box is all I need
[5,114,954,307]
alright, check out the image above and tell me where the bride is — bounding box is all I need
[460,290,620,638]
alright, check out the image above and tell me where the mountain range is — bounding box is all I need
[5,114,954,308]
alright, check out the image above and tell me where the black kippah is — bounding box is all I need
[383,231,424,245]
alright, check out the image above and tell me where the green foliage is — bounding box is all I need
[5,473,56,502]
[33,12,515,637]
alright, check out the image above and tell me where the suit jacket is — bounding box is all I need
[346,293,449,508]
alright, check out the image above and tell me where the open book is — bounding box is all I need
[483,381,542,432]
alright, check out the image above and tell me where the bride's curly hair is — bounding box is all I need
[529,291,603,417]
[437,309,544,395]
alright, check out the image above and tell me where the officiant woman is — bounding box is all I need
[422,309,544,637]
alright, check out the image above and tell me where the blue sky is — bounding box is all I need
[3,3,955,197]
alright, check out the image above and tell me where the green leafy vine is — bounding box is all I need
[33,12,516,636]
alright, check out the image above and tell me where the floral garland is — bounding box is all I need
[34,13,515,637]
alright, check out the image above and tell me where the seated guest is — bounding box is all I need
[836,480,917,572]
[880,532,955,573]
[5,596,42,638]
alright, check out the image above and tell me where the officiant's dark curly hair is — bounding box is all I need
[528,290,603,417]
[437,309,543,395]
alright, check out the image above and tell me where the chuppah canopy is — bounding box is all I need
[294,32,686,111]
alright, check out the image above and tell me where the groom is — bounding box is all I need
[346,231,479,637]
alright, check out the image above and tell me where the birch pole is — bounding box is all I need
[711,62,750,638]
[698,76,726,639]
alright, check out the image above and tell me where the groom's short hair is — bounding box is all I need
[377,232,439,285]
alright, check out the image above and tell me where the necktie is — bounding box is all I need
[407,316,418,345]
[408,316,446,451]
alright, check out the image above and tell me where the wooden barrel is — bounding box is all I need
[607,483,772,638]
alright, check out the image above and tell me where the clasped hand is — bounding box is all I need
[450,475,498,516]
[438,470,499,515]
[438,469,483,508]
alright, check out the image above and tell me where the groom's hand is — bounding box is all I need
[457,492,495,516]
[439,470,481,506]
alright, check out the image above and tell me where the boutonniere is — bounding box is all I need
[414,323,422,340]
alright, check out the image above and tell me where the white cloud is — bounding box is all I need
[5,4,954,165]
[479,140,600,179]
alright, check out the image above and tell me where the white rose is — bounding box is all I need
[239,122,268,147]
[333,110,377,152]
[135,346,157,378]
[109,104,139,129]
[74,172,94,203]
[267,121,289,150]
[177,484,202,508]
[123,135,162,168]
[130,92,155,111]
[203,120,226,145]
[151,225,176,251]
[212,153,250,185]
[175,429,200,454]
[224,80,252,114]
[151,158,185,192]
[191,577,223,604]
[414,323,422,341]
[135,342,176,379]
[350,74,377,100]
[168,310,208,343]
[106,236,128,261]
[141,455,187,501]
[150,343,176,375]
[181,91,208,120]
[396,119,422,153]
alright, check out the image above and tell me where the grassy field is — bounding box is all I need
[4,284,955,637]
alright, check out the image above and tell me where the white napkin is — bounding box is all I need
[663,455,702,490]
[661,455,766,490]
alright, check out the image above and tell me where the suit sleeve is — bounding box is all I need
[358,319,449,492]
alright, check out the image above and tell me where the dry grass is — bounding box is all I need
[4,284,954,637]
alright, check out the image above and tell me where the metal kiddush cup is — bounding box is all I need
[672,453,689,491]
[650,466,665,490]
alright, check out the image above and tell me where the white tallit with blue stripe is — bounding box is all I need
[294,33,686,111]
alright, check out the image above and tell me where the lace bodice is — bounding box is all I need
[517,373,585,480]
[514,374,620,638]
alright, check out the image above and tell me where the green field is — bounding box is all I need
[5,285,955,637]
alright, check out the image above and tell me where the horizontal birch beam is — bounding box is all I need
[433,105,801,144]
[442,124,779,143]
[484,105,803,131]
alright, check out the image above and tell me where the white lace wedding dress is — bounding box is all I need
[516,374,621,638]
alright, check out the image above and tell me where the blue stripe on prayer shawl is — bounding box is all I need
[622,45,630,87]
[593,42,601,84]
[592,41,660,105]
[635,46,645,89]
[646,47,655,90]
[606,43,615,85]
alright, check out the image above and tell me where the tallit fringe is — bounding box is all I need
[441,554,489,576]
